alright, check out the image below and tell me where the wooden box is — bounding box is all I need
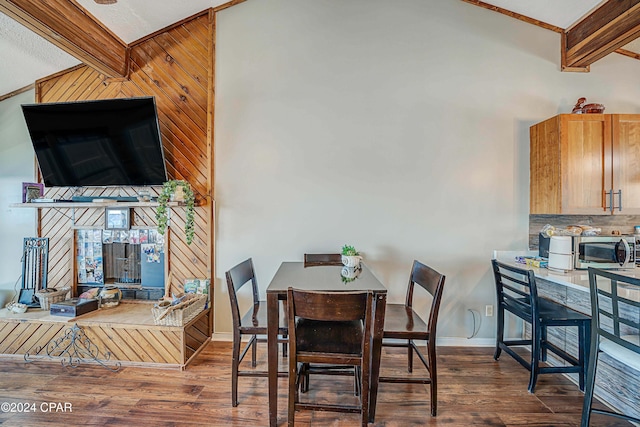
[50,298,99,317]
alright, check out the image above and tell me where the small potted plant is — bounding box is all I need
[156,180,195,245]
[341,244,362,268]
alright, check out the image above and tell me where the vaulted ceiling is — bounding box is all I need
[2,0,640,99]
[0,0,229,97]
[463,0,640,72]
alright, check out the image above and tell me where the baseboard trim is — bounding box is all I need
[436,337,495,347]
[213,332,233,342]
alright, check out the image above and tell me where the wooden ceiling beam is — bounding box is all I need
[462,0,640,72]
[563,0,640,69]
[0,0,128,78]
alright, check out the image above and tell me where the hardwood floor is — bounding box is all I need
[0,342,631,426]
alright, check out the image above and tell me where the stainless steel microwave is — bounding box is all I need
[574,236,635,270]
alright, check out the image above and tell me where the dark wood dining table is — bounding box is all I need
[266,261,387,426]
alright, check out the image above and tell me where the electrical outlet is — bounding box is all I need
[485,305,494,317]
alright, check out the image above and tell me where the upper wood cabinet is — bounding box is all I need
[530,114,640,215]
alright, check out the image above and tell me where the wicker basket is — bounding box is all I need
[152,294,207,326]
[35,287,71,310]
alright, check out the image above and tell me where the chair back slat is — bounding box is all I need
[492,259,538,320]
[227,258,257,293]
[225,258,260,328]
[289,288,371,322]
[588,268,640,356]
[405,260,446,338]
[303,253,343,267]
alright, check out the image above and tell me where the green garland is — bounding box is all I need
[155,180,196,245]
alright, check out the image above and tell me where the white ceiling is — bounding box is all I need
[482,0,606,29]
[0,12,79,96]
[0,0,637,97]
[75,0,229,44]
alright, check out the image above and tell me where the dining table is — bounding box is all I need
[266,261,387,426]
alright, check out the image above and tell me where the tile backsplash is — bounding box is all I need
[529,214,640,249]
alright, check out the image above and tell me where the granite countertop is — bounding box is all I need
[493,250,640,294]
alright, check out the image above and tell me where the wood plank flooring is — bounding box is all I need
[0,342,631,426]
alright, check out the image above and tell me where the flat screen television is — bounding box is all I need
[21,97,168,187]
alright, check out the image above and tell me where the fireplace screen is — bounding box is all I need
[105,244,141,285]
[76,229,164,287]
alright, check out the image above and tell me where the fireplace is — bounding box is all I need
[76,229,165,300]
[103,243,141,284]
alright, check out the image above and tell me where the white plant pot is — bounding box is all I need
[342,255,362,268]
[341,266,361,279]
[171,186,185,202]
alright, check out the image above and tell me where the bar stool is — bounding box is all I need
[379,259,446,416]
[300,253,359,394]
[287,288,374,427]
[225,258,288,406]
[581,268,640,426]
[492,259,591,392]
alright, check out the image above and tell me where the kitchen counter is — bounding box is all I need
[494,250,640,300]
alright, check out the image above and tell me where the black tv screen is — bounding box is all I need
[21,97,168,187]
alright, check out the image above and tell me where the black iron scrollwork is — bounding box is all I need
[24,323,120,372]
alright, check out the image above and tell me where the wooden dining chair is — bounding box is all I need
[300,253,359,394]
[303,253,343,267]
[581,268,640,426]
[225,258,288,407]
[287,288,374,427]
[379,260,445,416]
[492,259,590,393]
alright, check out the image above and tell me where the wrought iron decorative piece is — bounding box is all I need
[19,237,49,307]
[24,324,121,371]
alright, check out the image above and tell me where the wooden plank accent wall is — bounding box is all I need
[33,12,215,321]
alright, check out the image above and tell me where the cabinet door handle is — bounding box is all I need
[617,189,622,211]
[606,190,614,213]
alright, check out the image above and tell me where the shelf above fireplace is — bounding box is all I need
[10,201,184,209]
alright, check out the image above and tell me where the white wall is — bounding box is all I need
[0,89,37,307]
[214,0,640,343]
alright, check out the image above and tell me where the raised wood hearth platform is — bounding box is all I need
[0,302,211,369]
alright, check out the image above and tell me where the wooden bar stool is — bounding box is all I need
[225,258,288,407]
[492,259,591,393]
[287,288,374,427]
[300,253,358,394]
[378,260,446,416]
[581,268,640,426]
